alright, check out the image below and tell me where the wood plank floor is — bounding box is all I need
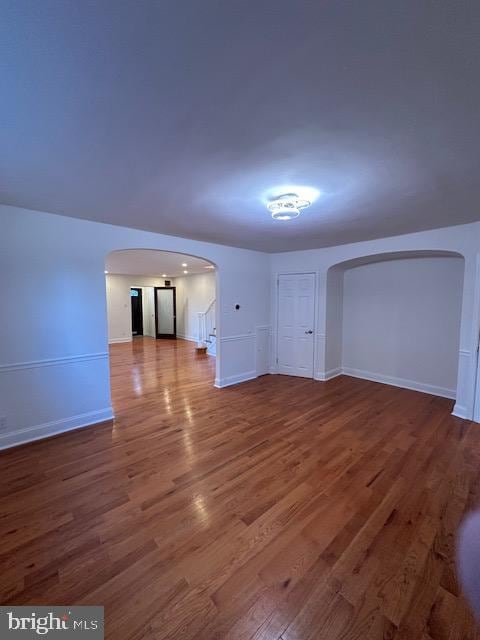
[1,336,480,639]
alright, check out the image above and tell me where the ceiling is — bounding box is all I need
[106,250,214,278]
[1,1,480,252]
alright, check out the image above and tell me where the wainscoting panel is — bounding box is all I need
[314,332,327,380]
[0,353,113,450]
[455,348,473,419]
[255,326,271,377]
[215,334,256,388]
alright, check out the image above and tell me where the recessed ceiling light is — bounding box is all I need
[162,274,167,277]
[267,193,312,221]
[104,270,109,274]
[182,263,188,267]
[204,265,214,269]
[183,270,188,274]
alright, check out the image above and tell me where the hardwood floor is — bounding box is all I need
[1,336,480,639]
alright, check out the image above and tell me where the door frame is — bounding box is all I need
[130,287,144,336]
[275,272,317,378]
[154,286,177,339]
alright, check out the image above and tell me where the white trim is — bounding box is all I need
[457,348,474,421]
[315,367,342,381]
[214,370,257,388]
[452,403,469,420]
[255,325,271,377]
[109,337,133,345]
[204,298,216,315]
[0,408,114,451]
[220,334,255,343]
[276,272,317,380]
[0,352,109,372]
[342,366,456,399]
[177,333,197,343]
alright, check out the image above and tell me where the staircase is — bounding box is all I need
[196,300,216,356]
[204,327,216,356]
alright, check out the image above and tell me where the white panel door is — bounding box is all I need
[277,273,315,377]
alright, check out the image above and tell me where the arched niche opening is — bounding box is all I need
[324,250,465,402]
[104,248,220,400]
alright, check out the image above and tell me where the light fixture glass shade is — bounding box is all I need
[267,192,311,221]
[271,207,300,220]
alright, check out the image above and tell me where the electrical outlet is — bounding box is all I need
[0,416,6,431]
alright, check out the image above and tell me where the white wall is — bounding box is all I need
[0,204,270,449]
[341,256,464,397]
[324,266,344,378]
[106,271,216,343]
[175,272,216,341]
[271,222,480,420]
[106,274,173,343]
[1,202,479,451]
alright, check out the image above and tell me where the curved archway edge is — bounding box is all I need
[104,248,221,387]
[310,248,477,421]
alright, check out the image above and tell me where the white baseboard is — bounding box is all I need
[215,370,257,388]
[342,367,456,400]
[0,407,114,451]
[315,367,342,381]
[109,337,132,344]
[452,403,469,420]
[177,334,197,343]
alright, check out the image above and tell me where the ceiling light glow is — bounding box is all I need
[267,192,312,221]
[182,263,188,267]
[162,274,167,277]
[264,185,320,204]
[183,270,188,274]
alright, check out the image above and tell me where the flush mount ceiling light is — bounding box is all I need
[267,193,312,221]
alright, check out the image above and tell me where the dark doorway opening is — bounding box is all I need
[131,287,144,336]
[154,286,176,339]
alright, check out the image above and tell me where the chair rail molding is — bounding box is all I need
[0,352,113,450]
[0,352,109,372]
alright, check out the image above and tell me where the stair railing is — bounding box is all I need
[197,299,215,348]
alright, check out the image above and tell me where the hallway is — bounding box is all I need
[0,339,479,638]
[109,336,216,415]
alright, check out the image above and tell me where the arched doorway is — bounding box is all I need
[104,248,219,420]
[322,250,465,407]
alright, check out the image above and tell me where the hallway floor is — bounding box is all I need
[0,337,479,639]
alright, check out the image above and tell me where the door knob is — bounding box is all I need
[305,330,313,334]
